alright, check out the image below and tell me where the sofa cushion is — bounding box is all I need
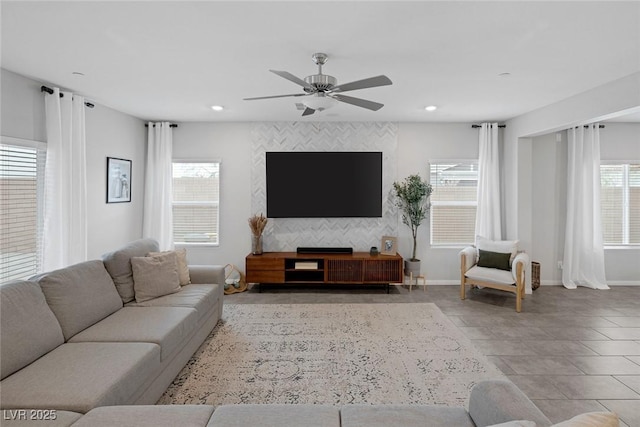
[0,410,82,427]
[465,266,515,285]
[0,342,160,414]
[148,248,191,285]
[0,280,65,380]
[102,238,160,303]
[340,405,475,427]
[207,405,341,427]
[33,260,123,341]
[68,306,198,361]
[125,284,221,323]
[469,380,551,427]
[131,252,181,303]
[73,405,215,427]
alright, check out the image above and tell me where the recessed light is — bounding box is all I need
[211,105,224,111]
[72,71,85,76]
[498,72,511,77]
[425,105,437,112]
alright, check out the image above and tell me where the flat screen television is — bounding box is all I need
[266,151,382,218]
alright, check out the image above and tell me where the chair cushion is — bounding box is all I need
[68,306,198,361]
[477,249,512,271]
[33,260,123,341]
[0,342,160,414]
[73,405,215,427]
[465,266,515,285]
[340,405,475,427]
[102,238,160,303]
[0,281,64,380]
[476,236,518,262]
[208,405,341,427]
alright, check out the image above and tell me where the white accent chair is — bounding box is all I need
[459,238,529,312]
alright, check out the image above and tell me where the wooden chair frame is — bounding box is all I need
[460,252,526,312]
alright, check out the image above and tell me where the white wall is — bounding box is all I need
[1,68,147,262]
[85,105,146,259]
[506,72,640,286]
[1,69,47,141]
[172,121,480,282]
[530,123,640,285]
[171,123,253,268]
[396,123,480,283]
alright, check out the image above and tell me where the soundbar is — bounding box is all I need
[297,247,353,254]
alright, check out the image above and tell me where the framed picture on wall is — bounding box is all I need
[106,157,132,203]
[380,236,397,256]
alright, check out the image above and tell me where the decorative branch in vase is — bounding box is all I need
[248,213,268,255]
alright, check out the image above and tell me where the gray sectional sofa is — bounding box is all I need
[1,239,224,415]
[0,238,556,426]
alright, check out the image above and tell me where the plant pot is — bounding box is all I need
[404,259,421,277]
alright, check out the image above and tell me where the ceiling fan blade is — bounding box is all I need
[329,75,392,93]
[301,107,315,116]
[270,70,314,91]
[243,93,310,101]
[330,94,384,111]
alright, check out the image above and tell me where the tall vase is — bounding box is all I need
[251,234,263,255]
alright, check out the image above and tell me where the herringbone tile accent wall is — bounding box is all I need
[251,122,398,252]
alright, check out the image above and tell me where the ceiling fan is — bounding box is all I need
[243,53,392,116]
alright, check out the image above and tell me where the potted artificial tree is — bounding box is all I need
[393,174,433,276]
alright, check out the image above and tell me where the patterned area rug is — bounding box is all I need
[158,303,505,407]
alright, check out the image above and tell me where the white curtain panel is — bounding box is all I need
[562,124,608,289]
[475,122,502,240]
[43,88,87,271]
[143,122,174,250]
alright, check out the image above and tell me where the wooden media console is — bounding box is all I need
[246,252,403,291]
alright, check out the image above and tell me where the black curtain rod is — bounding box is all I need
[471,124,506,128]
[581,124,606,129]
[145,123,178,128]
[41,85,94,108]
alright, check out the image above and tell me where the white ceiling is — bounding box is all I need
[2,1,639,123]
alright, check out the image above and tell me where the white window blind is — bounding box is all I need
[172,161,220,245]
[429,161,478,246]
[601,163,640,246]
[1,141,46,283]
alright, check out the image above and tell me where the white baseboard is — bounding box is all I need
[539,280,640,286]
[607,280,640,286]
[395,280,459,286]
[395,280,640,287]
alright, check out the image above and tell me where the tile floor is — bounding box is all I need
[224,283,640,426]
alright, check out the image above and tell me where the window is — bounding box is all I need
[172,161,220,245]
[0,139,46,283]
[600,163,640,246]
[429,161,478,246]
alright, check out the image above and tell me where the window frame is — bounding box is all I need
[428,159,479,248]
[171,159,221,247]
[600,160,640,249]
[1,136,47,283]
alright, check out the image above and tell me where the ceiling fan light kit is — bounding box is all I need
[244,52,392,117]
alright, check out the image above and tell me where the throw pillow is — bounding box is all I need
[476,235,519,263]
[477,249,512,271]
[148,248,191,286]
[131,252,180,303]
[486,421,536,427]
[551,412,619,427]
